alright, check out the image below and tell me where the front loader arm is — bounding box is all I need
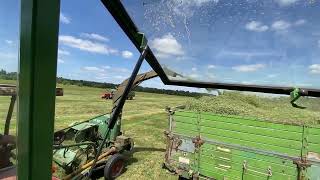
[112,70,158,111]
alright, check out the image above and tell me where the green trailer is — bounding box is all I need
[164,109,320,180]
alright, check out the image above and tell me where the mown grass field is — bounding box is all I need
[0,79,188,180]
[1,79,320,179]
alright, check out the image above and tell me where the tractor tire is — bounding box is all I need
[104,154,125,180]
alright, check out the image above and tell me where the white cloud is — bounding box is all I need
[294,19,306,26]
[189,73,199,79]
[114,75,125,79]
[150,34,184,59]
[57,49,69,64]
[121,50,133,59]
[5,40,13,45]
[232,64,265,72]
[80,33,109,42]
[58,49,70,56]
[309,64,320,74]
[60,13,71,24]
[206,73,215,80]
[216,50,277,58]
[95,76,109,80]
[58,58,65,64]
[267,74,278,78]
[208,65,216,69]
[241,81,254,85]
[275,0,299,6]
[102,65,111,69]
[0,52,16,59]
[245,21,269,32]
[59,35,118,55]
[82,66,104,72]
[116,68,129,73]
[272,20,291,31]
[191,67,197,71]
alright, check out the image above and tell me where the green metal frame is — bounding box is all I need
[165,110,320,179]
[18,0,60,179]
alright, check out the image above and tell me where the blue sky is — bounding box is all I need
[123,0,320,88]
[1,0,320,91]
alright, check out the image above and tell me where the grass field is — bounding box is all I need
[1,79,320,179]
[0,79,188,179]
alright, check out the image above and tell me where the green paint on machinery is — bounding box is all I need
[51,69,158,179]
[164,109,320,180]
[52,114,133,176]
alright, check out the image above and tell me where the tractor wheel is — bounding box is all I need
[104,154,125,180]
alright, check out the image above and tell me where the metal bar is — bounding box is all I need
[18,0,60,179]
[100,0,170,84]
[168,80,320,97]
[102,0,320,97]
[171,132,300,161]
[298,126,309,179]
[53,142,96,149]
[4,95,16,135]
[87,46,148,178]
[171,132,320,166]
[109,46,148,129]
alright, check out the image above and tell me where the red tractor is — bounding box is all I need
[101,92,113,99]
[101,89,115,100]
[101,89,135,100]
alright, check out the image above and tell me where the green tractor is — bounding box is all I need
[52,70,159,179]
[52,114,134,179]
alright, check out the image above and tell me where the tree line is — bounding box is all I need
[0,69,207,97]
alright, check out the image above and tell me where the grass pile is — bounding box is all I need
[185,92,320,126]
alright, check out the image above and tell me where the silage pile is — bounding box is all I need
[184,92,320,126]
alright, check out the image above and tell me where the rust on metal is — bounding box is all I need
[192,136,204,148]
[293,159,312,168]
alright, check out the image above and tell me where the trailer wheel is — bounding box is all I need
[104,154,125,180]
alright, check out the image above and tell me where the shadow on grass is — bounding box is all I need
[123,146,166,167]
[132,147,166,153]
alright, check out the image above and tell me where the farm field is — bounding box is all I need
[1,79,320,179]
[0,79,188,180]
